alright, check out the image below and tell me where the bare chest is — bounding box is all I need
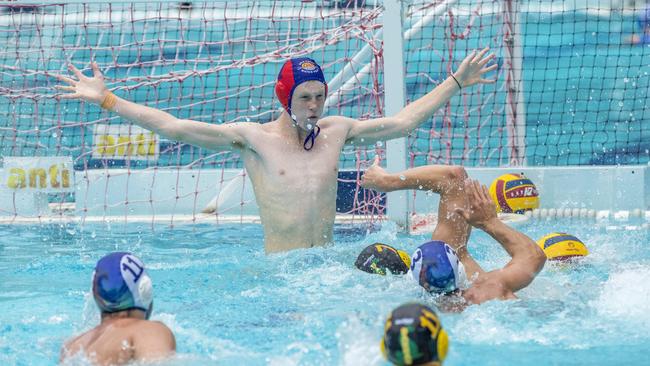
[245,131,345,190]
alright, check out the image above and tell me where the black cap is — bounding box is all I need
[355,243,411,275]
[381,303,449,366]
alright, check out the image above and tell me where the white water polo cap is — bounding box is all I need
[92,252,153,318]
[410,241,468,293]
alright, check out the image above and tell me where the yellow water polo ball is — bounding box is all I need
[489,173,539,213]
[537,232,589,261]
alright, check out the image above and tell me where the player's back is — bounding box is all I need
[62,318,147,365]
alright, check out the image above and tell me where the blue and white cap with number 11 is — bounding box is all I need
[92,252,153,318]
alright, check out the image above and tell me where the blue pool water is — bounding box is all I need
[1,219,649,365]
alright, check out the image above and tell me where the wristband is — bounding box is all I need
[100,92,117,110]
[450,74,462,90]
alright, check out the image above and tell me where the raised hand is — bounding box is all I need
[452,47,498,88]
[454,179,498,229]
[54,62,109,104]
[360,156,392,192]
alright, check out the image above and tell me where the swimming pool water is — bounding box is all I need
[1,219,649,365]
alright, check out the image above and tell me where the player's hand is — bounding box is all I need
[54,62,110,104]
[360,156,393,192]
[454,179,498,229]
[452,47,498,88]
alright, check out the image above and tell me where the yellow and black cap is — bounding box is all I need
[355,243,411,275]
[381,303,449,366]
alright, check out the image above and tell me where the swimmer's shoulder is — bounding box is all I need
[129,320,174,340]
[60,327,101,362]
[131,320,176,357]
[319,115,356,125]
[318,115,358,135]
[226,121,268,135]
[60,334,82,361]
[230,121,280,148]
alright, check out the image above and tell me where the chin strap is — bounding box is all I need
[303,125,321,151]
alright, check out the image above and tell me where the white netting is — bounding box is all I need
[0,1,387,223]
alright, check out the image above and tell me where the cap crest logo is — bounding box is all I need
[299,60,318,72]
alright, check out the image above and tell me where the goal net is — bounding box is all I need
[2,0,645,225]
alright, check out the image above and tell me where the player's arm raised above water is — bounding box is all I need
[54,62,253,151]
[454,180,546,293]
[344,48,497,146]
[360,156,466,193]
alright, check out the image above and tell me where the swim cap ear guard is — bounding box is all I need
[381,303,449,366]
[145,301,153,320]
[410,241,467,294]
[92,252,154,318]
[275,57,328,150]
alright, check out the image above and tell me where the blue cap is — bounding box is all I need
[92,252,153,316]
[410,241,467,293]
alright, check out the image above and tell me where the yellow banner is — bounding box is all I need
[92,124,159,161]
[2,156,74,193]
